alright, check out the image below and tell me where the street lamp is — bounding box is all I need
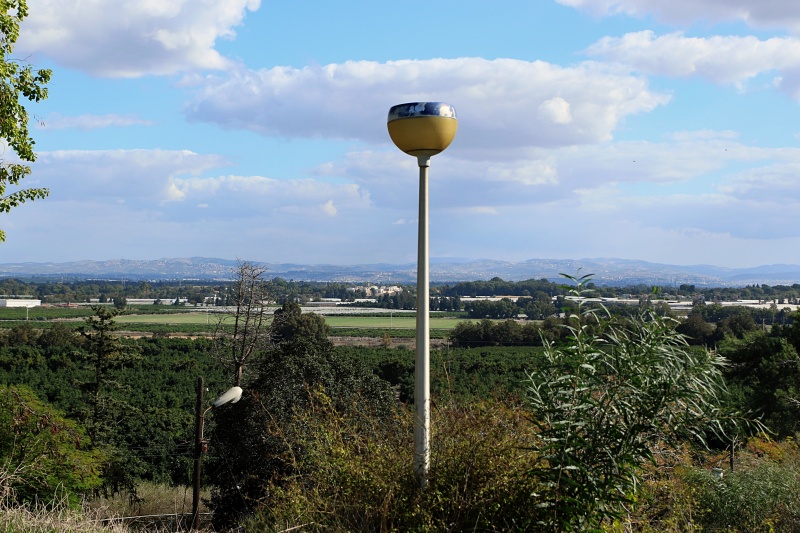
[191,377,243,530]
[387,102,457,488]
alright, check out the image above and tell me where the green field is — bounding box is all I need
[114,312,469,330]
[114,312,222,325]
[326,316,468,330]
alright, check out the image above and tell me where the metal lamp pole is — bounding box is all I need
[387,102,457,488]
[416,153,431,487]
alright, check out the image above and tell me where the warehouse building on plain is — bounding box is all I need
[0,299,41,307]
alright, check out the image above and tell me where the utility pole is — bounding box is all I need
[190,378,242,530]
[191,376,205,531]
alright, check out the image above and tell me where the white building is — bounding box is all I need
[0,299,41,308]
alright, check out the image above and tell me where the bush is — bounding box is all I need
[687,461,800,531]
[243,398,543,532]
[525,274,756,531]
[0,385,104,506]
[207,330,396,528]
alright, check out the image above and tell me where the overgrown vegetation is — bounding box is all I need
[526,274,758,531]
[0,384,103,506]
[4,272,800,530]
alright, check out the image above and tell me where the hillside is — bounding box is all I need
[2,257,800,287]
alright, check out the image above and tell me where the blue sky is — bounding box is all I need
[3,0,800,269]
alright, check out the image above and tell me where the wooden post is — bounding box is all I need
[191,376,204,530]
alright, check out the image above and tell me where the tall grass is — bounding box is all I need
[86,483,210,527]
[1,484,214,533]
[0,494,127,533]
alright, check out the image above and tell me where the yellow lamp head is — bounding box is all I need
[387,102,457,158]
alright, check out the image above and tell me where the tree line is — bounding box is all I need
[5,275,800,309]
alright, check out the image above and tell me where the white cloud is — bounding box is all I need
[166,174,370,219]
[317,131,767,213]
[321,200,338,216]
[33,149,227,205]
[18,0,260,77]
[609,189,800,240]
[9,134,800,266]
[41,113,156,130]
[30,137,800,246]
[538,97,573,125]
[587,31,800,94]
[27,148,378,222]
[305,129,800,254]
[559,140,800,241]
[185,57,669,149]
[557,0,800,32]
[4,147,392,262]
[486,161,559,186]
[718,162,800,202]
[2,160,405,265]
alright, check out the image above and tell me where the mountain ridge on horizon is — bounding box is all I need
[1,257,800,288]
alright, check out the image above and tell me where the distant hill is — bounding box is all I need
[2,257,800,287]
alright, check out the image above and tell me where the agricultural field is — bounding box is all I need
[0,306,474,339]
[113,311,471,331]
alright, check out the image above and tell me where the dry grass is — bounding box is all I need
[0,496,127,533]
[86,483,212,532]
[2,484,214,533]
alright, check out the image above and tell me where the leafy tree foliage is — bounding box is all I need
[449,318,543,347]
[270,301,328,344]
[0,0,51,241]
[0,333,228,488]
[0,384,103,505]
[430,295,462,311]
[449,315,574,348]
[440,277,560,298]
[521,291,558,319]
[720,331,800,438]
[525,275,756,531]
[774,309,800,354]
[714,310,760,340]
[77,306,140,443]
[676,310,716,346]
[207,304,395,529]
[463,298,519,319]
[374,289,417,310]
[352,344,545,402]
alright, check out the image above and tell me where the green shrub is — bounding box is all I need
[0,385,104,506]
[207,329,396,529]
[687,462,800,532]
[243,397,543,532]
[525,274,757,531]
